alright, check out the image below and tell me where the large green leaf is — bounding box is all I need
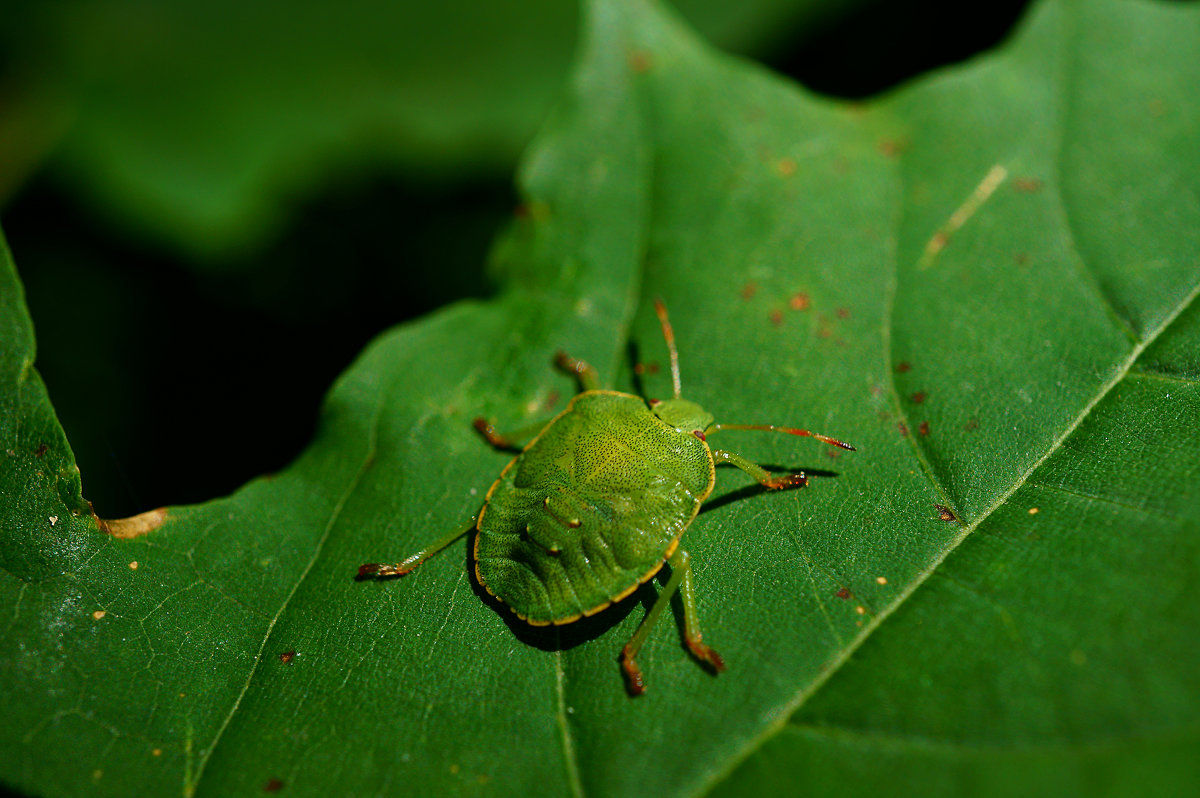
[2,1,1197,797]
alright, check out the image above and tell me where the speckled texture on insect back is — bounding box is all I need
[474,390,716,625]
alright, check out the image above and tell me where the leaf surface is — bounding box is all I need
[1,0,1198,796]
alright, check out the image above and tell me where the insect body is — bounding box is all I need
[358,300,854,695]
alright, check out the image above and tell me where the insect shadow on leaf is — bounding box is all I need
[358,299,855,696]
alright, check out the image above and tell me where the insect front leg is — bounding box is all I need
[357,519,474,579]
[554,351,600,392]
[619,549,724,696]
[710,449,807,490]
[473,417,552,451]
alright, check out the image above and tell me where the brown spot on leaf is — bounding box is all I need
[896,361,912,373]
[877,138,909,158]
[129,561,139,570]
[34,443,49,457]
[93,610,106,620]
[264,778,285,793]
[99,507,168,539]
[836,307,850,319]
[633,362,660,375]
[280,650,296,665]
[769,309,784,327]
[776,157,797,177]
[629,50,652,73]
[836,587,851,600]
[910,391,926,404]
[789,292,810,311]
[1013,177,1043,193]
[875,576,888,586]
[918,421,930,436]
[935,504,957,522]
[741,281,758,300]
[1028,507,1039,515]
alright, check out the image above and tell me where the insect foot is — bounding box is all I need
[620,646,648,697]
[687,639,726,673]
[356,562,416,579]
[764,472,808,490]
[357,563,390,579]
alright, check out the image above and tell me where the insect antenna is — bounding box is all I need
[653,298,683,398]
[707,423,856,451]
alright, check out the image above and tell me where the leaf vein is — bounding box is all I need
[555,642,586,798]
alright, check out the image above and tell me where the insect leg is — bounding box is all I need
[554,351,600,392]
[676,552,726,674]
[473,417,550,451]
[710,449,808,490]
[620,549,722,695]
[357,519,474,579]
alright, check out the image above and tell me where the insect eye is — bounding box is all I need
[692,430,706,441]
[649,398,661,406]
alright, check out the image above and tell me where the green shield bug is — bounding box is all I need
[358,299,854,695]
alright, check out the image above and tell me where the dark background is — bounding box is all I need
[1,0,1029,519]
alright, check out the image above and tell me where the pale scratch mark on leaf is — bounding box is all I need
[917,164,1009,270]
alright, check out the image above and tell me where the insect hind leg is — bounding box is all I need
[620,549,724,696]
